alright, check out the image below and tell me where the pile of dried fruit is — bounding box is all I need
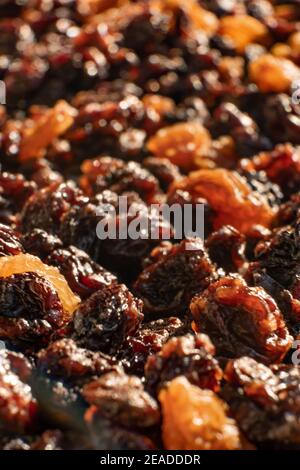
[0,0,300,451]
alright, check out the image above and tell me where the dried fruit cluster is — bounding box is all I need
[0,0,300,451]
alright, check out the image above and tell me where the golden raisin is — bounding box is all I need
[0,254,80,317]
[147,122,212,171]
[169,169,275,233]
[218,15,268,53]
[249,54,300,93]
[159,376,242,450]
[19,101,76,162]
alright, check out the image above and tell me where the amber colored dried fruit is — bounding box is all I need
[190,276,292,364]
[222,357,300,447]
[170,169,275,234]
[218,15,268,52]
[134,239,216,317]
[159,376,242,450]
[0,349,37,433]
[83,371,160,427]
[19,100,76,161]
[72,283,143,354]
[154,0,219,35]
[206,225,246,273]
[147,122,212,171]
[20,181,86,235]
[145,333,222,395]
[0,253,80,316]
[249,54,300,93]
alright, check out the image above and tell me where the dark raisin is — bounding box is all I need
[0,272,66,345]
[20,182,87,235]
[190,276,292,364]
[143,157,181,192]
[71,284,143,354]
[37,339,120,385]
[134,239,216,317]
[0,224,24,256]
[85,409,155,450]
[206,225,246,273]
[145,333,222,396]
[21,229,63,260]
[120,317,184,375]
[83,371,160,428]
[0,349,37,433]
[222,357,300,448]
[45,246,117,299]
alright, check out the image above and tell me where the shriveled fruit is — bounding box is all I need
[223,357,300,447]
[20,181,86,235]
[19,100,76,161]
[37,339,120,383]
[145,333,222,395]
[0,272,68,343]
[0,349,37,433]
[134,239,216,317]
[206,225,246,273]
[0,253,80,316]
[218,15,268,52]
[0,224,24,256]
[169,169,275,234]
[45,246,117,299]
[159,376,242,450]
[249,54,300,93]
[147,122,212,171]
[240,144,300,198]
[85,408,155,450]
[80,156,159,202]
[83,371,160,427]
[120,316,184,375]
[72,283,143,354]
[190,276,292,364]
[21,229,63,260]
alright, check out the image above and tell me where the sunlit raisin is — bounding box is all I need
[190,276,292,364]
[223,357,300,448]
[147,122,212,172]
[83,371,160,427]
[206,225,246,273]
[0,349,37,433]
[145,333,222,395]
[72,283,143,354]
[249,54,300,93]
[134,239,216,317]
[218,15,268,52]
[120,317,184,376]
[20,181,87,235]
[169,169,275,234]
[45,246,117,299]
[159,376,243,450]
